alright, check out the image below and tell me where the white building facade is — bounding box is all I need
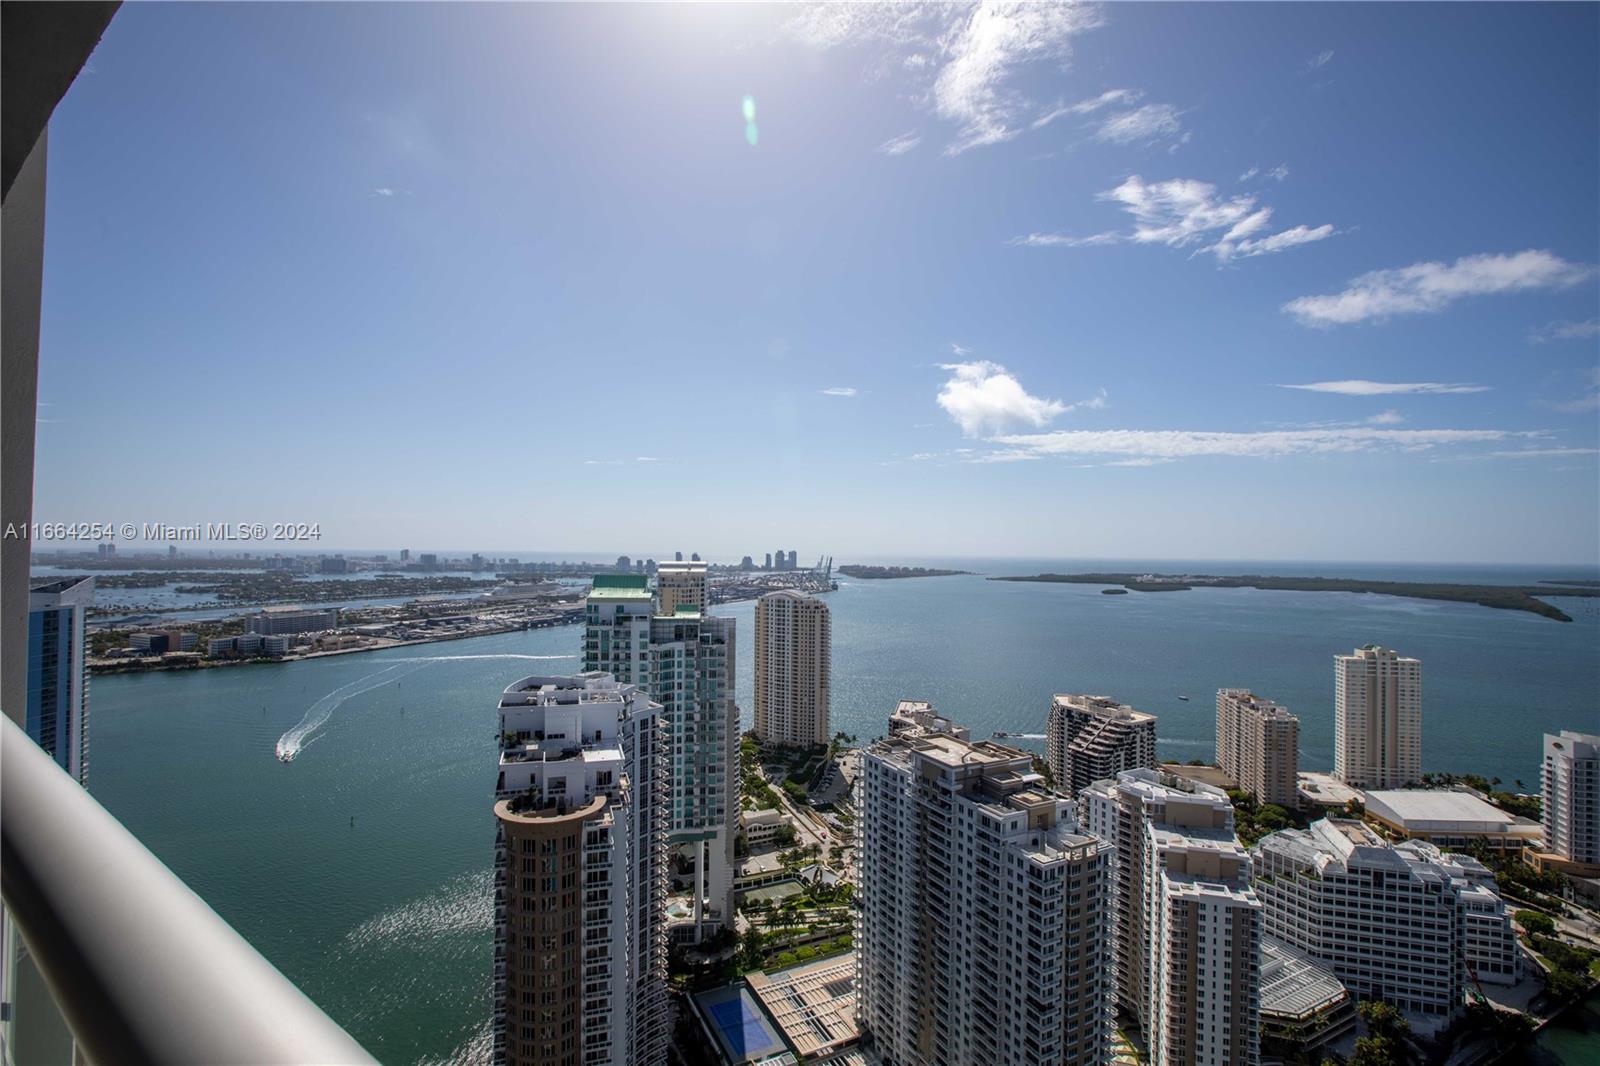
[1080,768,1262,1066]
[1252,819,1523,1012]
[1541,730,1600,867]
[1333,645,1421,789]
[857,704,1111,1066]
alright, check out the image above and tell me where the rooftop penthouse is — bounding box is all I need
[495,672,652,797]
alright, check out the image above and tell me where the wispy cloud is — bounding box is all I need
[1009,231,1121,248]
[987,426,1535,462]
[635,456,661,462]
[1283,250,1594,326]
[584,459,623,466]
[784,2,1104,155]
[1365,409,1406,426]
[936,360,1076,436]
[1032,88,1142,129]
[1239,163,1290,182]
[1550,367,1600,413]
[877,131,922,156]
[371,187,398,198]
[1011,175,1335,262]
[820,386,859,397]
[950,342,973,357]
[1528,318,1600,344]
[1277,380,1491,396]
[1305,49,1334,72]
[1095,103,1184,146]
[1489,447,1599,459]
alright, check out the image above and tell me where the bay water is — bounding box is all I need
[86,559,1600,1062]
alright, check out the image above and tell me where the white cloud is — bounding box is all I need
[584,459,623,466]
[784,2,1104,155]
[1277,380,1491,396]
[820,387,859,397]
[877,131,922,156]
[988,426,1532,461]
[1095,103,1183,145]
[1032,88,1142,128]
[1306,49,1334,72]
[936,360,1070,436]
[635,456,661,462]
[371,187,398,197]
[1365,409,1406,426]
[1008,231,1121,248]
[1013,175,1335,262]
[1490,448,1599,459]
[950,342,973,356]
[1528,318,1600,344]
[1239,163,1290,182]
[1284,250,1595,326]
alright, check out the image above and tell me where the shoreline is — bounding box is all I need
[993,572,1600,622]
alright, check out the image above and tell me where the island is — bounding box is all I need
[838,565,972,580]
[991,572,1600,622]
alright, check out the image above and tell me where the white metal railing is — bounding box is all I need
[1,715,375,1064]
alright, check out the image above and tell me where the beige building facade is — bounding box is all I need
[753,590,831,748]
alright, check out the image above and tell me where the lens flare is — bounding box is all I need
[741,95,756,122]
[742,95,758,146]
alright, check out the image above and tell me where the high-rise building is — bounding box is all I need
[1080,768,1262,1066]
[857,703,1111,1066]
[753,590,831,748]
[26,577,94,784]
[492,673,668,1066]
[1215,690,1299,808]
[616,555,631,572]
[400,548,410,562]
[655,560,706,616]
[1045,694,1157,797]
[1333,645,1421,789]
[584,566,738,937]
[786,550,798,570]
[764,552,773,571]
[1540,730,1600,868]
[773,547,786,571]
[1253,818,1522,1011]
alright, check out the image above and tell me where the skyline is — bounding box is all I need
[30,3,1600,563]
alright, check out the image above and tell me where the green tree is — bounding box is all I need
[1515,910,1556,937]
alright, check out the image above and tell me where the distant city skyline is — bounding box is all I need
[30,3,1600,563]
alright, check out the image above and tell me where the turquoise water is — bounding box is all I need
[1524,989,1600,1064]
[86,562,1600,1063]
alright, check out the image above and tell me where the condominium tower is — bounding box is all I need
[491,673,668,1066]
[1080,768,1262,1066]
[1253,818,1522,1012]
[753,589,831,748]
[857,702,1111,1066]
[1046,694,1157,797]
[1215,690,1299,808]
[1333,645,1422,789]
[26,576,94,784]
[584,566,738,937]
[1541,730,1600,868]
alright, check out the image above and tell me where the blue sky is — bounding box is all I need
[33,3,1600,563]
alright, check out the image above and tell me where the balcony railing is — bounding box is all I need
[1,715,376,1064]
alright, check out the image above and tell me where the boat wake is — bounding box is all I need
[273,654,579,762]
[275,662,433,762]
